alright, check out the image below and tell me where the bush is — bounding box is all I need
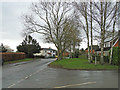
[112,47,120,65]
[104,56,109,63]
[72,49,80,58]
[27,53,34,58]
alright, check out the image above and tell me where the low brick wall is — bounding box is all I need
[0,52,26,62]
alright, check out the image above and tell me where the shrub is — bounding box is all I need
[104,56,109,63]
[27,53,34,58]
[72,49,80,58]
[112,47,120,65]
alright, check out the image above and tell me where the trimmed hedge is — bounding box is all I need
[0,52,26,62]
[112,47,120,65]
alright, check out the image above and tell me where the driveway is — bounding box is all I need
[2,58,118,88]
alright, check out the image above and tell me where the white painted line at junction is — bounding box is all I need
[54,82,96,88]
[17,79,24,83]
[7,84,16,88]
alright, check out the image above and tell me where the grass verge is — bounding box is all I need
[4,58,33,64]
[49,58,118,70]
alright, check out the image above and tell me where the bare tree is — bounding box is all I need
[58,18,81,59]
[73,1,117,64]
[68,24,82,58]
[90,0,93,63]
[22,2,81,60]
[73,2,91,62]
[91,1,117,64]
[109,2,118,64]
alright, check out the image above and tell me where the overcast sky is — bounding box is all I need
[0,1,91,52]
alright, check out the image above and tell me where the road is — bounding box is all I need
[2,58,118,88]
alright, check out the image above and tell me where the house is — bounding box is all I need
[104,30,120,48]
[34,48,57,58]
[63,52,69,57]
[96,30,120,56]
[85,45,99,54]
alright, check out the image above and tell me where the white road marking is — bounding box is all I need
[17,79,24,83]
[25,77,29,79]
[29,74,33,77]
[7,61,51,88]
[8,84,16,88]
[54,82,96,88]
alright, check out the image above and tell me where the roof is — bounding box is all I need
[85,45,99,51]
[104,30,120,43]
[41,48,56,51]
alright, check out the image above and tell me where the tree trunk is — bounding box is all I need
[100,2,104,64]
[85,3,90,63]
[109,29,114,64]
[109,3,117,64]
[69,45,72,58]
[90,1,93,63]
[57,47,62,60]
[86,30,90,62]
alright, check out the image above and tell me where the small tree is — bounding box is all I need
[17,35,41,58]
[73,2,91,62]
[0,43,7,52]
[72,49,80,58]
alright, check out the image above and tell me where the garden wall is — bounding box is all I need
[0,52,26,62]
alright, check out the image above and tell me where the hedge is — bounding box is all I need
[112,47,120,65]
[0,52,26,62]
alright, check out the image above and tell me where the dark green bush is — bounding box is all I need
[72,49,80,58]
[104,56,109,63]
[112,47,120,65]
[27,53,34,58]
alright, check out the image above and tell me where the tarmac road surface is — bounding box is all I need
[2,58,118,88]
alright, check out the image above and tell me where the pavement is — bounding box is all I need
[2,58,119,88]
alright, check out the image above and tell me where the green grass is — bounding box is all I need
[4,58,33,64]
[49,58,118,70]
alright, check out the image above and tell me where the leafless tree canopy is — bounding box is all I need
[22,1,119,62]
[22,2,81,60]
[73,1,118,64]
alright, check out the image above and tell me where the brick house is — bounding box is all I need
[96,30,120,56]
[85,45,99,54]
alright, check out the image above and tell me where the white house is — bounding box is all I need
[34,48,57,58]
